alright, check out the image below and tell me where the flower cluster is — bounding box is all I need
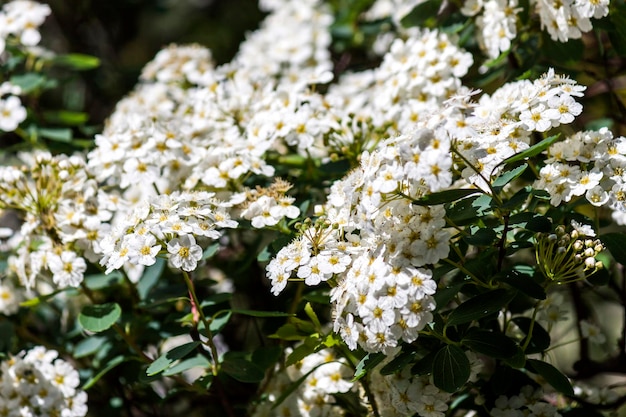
[268,121,454,353]
[535,127,626,213]
[535,221,604,284]
[252,347,353,417]
[463,0,608,57]
[489,386,562,417]
[240,179,300,229]
[0,152,113,291]
[0,82,26,132]
[0,346,87,417]
[100,190,238,276]
[0,0,51,132]
[0,0,50,55]
[457,69,584,189]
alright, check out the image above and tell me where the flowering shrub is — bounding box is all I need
[1,0,626,416]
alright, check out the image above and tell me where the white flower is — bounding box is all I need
[166,234,203,272]
[47,251,87,288]
[580,320,606,344]
[0,95,27,132]
[128,234,161,266]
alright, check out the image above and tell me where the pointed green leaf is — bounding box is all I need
[352,352,386,382]
[380,350,416,375]
[461,328,518,359]
[163,354,210,376]
[413,189,483,206]
[146,341,200,376]
[79,303,121,333]
[202,243,220,260]
[221,353,265,383]
[447,289,516,327]
[137,258,165,300]
[286,337,320,367]
[208,310,232,334]
[433,345,471,393]
[600,233,626,265]
[492,164,527,191]
[526,359,574,396]
[502,134,560,165]
[52,53,101,70]
[231,309,293,318]
[73,336,108,358]
[513,317,550,354]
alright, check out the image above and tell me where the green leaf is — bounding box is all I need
[600,233,626,265]
[509,213,552,232]
[137,258,165,300]
[221,353,265,383]
[463,227,497,246]
[492,164,527,191]
[461,328,518,359]
[79,303,122,333]
[10,73,46,93]
[400,0,443,27]
[20,288,66,307]
[432,345,471,393]
[208,310,232,334]
[411,349,438,376]
[501,134,560,165]
[352,352,386,382]
[231,309,293,318]
[269,323,307,341]
[447,289,516,327]
[512,317,550,354]
[162,354,210,376]
[502,346,526,369]
[413,189,483,206]
[74,336,108,358]
[380,350,416,375]
[526,359,574,396]
[82,356,132,390]
[38,127,73,143]
[42,110,89,126]
[52,53,101,70]
[146,341,200,376]
[202,243,220,260]
[304,302,322,331]
[500,267,546,300]
[251,346,283,370]
[286,337,320,367]
[257,245,272,262]
[84,271,124,291]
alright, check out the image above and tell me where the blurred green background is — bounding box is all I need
[39,0,265,126]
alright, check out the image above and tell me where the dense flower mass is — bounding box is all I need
[1,0,626,416]
[0,346,87,417]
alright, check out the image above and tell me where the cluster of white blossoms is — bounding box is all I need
[535,127,626,213]
[456,69,585,189]
[0,0,50,55]
[461,0,609,56]
[238,0,334,87]
[489,386,562,417]
[0,152,114,292]
[0,81,27,132]
[268,115,455,353]
[0,346,87,417]
[252,348,353,417]
[99,190,239,275]
[0,0,51,132]
[462,0,521,59]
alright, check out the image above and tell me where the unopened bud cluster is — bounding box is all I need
[536,223,604,284]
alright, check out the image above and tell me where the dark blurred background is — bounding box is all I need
[39,0,265,127]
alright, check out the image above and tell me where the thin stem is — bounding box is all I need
[521,300,541,352]
[181,270,220,375]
